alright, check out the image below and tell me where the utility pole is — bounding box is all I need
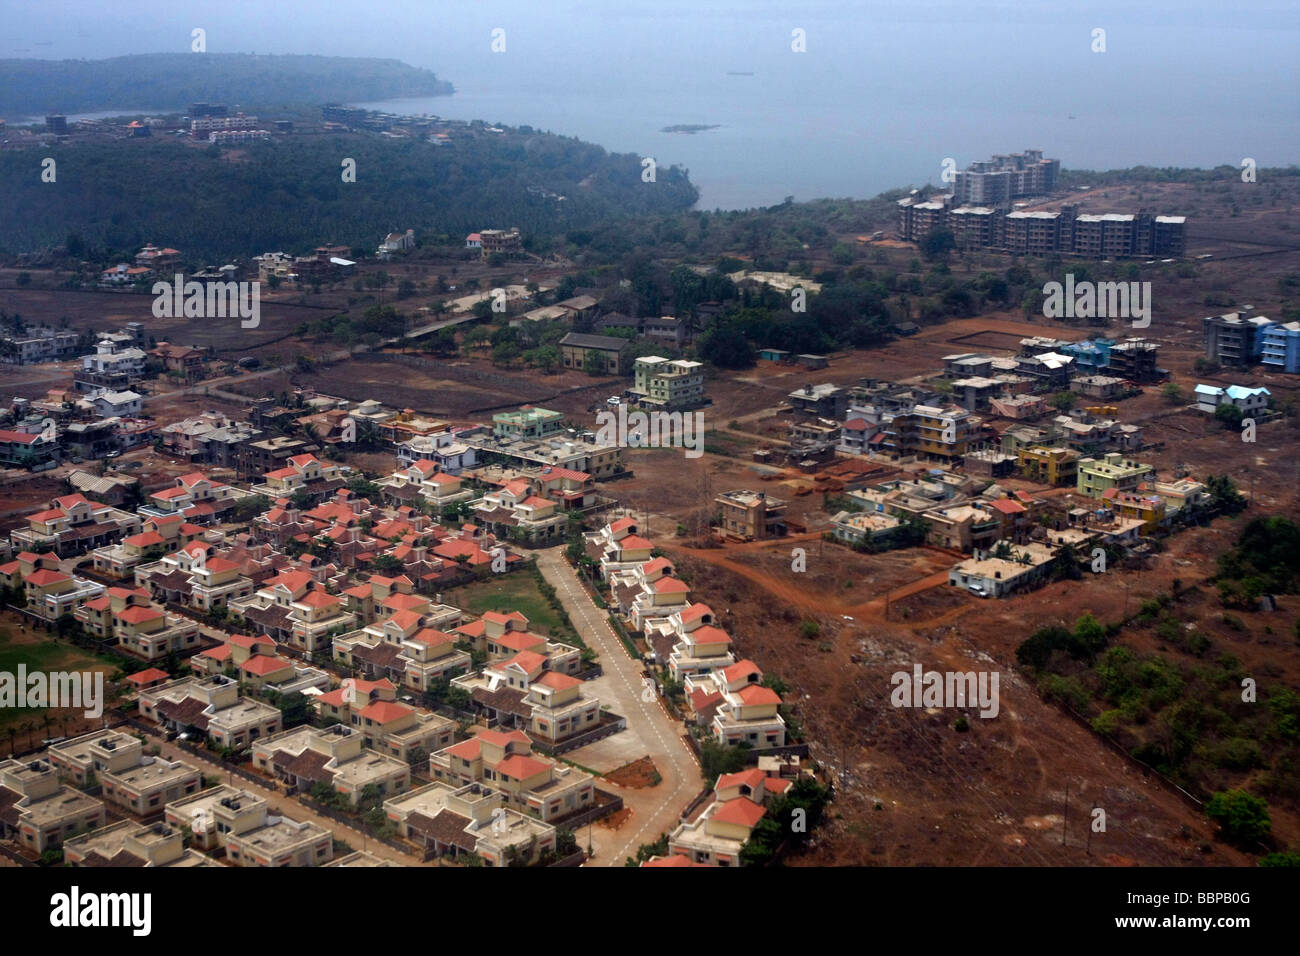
[1062,784,1069,847]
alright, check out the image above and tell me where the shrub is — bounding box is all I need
[1205,789,1271,844]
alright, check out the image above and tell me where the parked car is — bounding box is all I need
[606,395,622,406]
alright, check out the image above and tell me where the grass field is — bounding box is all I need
[0,622,121,732]
[449,572,566,636]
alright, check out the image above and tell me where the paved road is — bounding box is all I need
[533,549,701,866]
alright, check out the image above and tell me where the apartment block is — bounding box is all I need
[1076,453,1156,498]
[630,356,707,409]
[1202,309,1275,367]
[714,490,786,541]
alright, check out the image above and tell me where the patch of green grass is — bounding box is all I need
[0,625,118,730]
[450,575,565,635]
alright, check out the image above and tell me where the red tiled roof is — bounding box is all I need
[712,796,766,828]
[25,569,69,586]
[126,667,169,685]
[502,650,546,674]
[239,655,292,676]
[717,769,767,791]
[690,625,730,645]
[642,854,707,867]
[117,605,163,625]
[534,671,580,691]
[359,700,412,724]
[736,684,782,706]
[494,754,551,780]
[722,659,762,682]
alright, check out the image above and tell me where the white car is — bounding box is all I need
[606,396,622,406]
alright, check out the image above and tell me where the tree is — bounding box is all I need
[370,554,405,575]
[1050,391,1076,412]
[1214,403,1245,430]
[1206,789,1271,844]
[531,345,560,374]
[277,691,311,728]
[697,325,755,369]
[919,230,955,260]
[1161,382,1186,405]
[1205,474,1247,516]
[624,832,669,867]
[493,341,522,368]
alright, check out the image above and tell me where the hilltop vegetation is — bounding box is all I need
[0,129,698,261]
[0,53,452,115]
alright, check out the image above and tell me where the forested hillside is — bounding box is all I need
[0,129,698,260]
[0,53,452,115]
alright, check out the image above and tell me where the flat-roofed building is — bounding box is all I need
[714,489,786,541]
[0,757,107,853]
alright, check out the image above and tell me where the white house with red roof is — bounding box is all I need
[428,729,594,823]
[452,610,582,674]
[666,764,798,866]
[452,641,602,745]
[471,477,567,543]
[690,659,786,749]
[250,453,348,499]
[10,493,141,557]
[377,460,474,508]
[75,585,201,662]
[643,602,736,680]
[139,471,245,522]
[608,555,692,630]
[134,540,256,612]
[18,555,105,622]
[92,510,203,578]
[584,516,654,579]
[332,601,469,691]
[228,567,355,653]
[348,698,455,761]
[531,465,597,511]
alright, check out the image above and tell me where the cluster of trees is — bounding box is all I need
[1,125,697,261]
[1018,606,1300,828]
[1216,515,1300,607]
